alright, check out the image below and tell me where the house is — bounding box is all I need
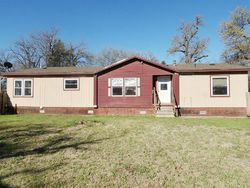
[2,56,250,116]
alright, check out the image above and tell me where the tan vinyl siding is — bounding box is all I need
[7,77,94,108]
[180,74,248,107]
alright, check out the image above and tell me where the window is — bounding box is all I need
[110,77,139,97]
[64,78,79,90]
[211,76,229,96]
[24,80,32,96]
[124,78,137,96]
[14,80,22,96]
[14,79,33,97]
[111,78,123,96]
[160,83,168,90]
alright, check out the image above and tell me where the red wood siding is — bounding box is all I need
[97,60,173,108]
[172,73,180,106]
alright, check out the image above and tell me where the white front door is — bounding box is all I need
[157,76,171,104]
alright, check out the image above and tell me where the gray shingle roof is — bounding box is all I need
[168,63,250,72]
[2,66,103,76]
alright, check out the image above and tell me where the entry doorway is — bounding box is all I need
[156,76,171,104]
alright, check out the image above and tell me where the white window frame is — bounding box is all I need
[111,77,138,97]
[13,79,33,97]
[210,76,230,97]
[124,78,137,97]
[14,79,22,96]
[64,78,79,91]
[111,78,124,97]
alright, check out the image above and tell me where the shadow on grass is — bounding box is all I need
[0,124,63,140]
[0,180,10,188]
[0,163,64,180]
[0,121,114,160]
[0,134,110,160]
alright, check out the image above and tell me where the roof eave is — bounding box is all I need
[178,68,250,73]
[95,56,177,74]
[1,72,95,77]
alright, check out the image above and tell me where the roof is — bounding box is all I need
[1,57,250,77]
[168,63,250,73]
[97,57,250,73]
[2,66,103,76]
[96,56,176,74]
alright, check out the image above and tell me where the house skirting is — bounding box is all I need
[15,106,247,116]
[16,106,154,115]
[180,107,247,116]
[95,107,154,115]
[16,106,95,114]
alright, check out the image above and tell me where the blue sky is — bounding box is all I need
[0,0,249,63]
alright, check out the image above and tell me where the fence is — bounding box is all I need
[0,91,16,115]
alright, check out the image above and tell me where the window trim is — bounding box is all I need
[210,75,230,97]
[13,78,33,97]
[124,78,137,97]
[111,77,138,97]
[111,78,124,97]
[63,78,80,91]
[24,79,32,96]
[14,79,23,97]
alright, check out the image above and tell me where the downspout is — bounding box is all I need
[93,74,98,108]
[172,73,180,116]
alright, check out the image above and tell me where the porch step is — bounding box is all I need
[156,114,175,117]
[155,107,175,117]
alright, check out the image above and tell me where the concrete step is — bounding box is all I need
[156,111,174,115]
[156,108,174,112]
[156,114,175,118]
[160,107,173,110]
[155,106,175,117]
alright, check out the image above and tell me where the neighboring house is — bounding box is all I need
[2,56,250,116]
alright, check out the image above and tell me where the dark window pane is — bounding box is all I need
[15,88,22,96]
[161,84,168,90]
[15,81,22,87]
[25,88,31,96]
[212,78,228,95]
[65,84,78,89]
[65,80,78,89]
[213,86,227,95]
[112,87,122,96]
[25,81,31,87]
[125,87,136,96]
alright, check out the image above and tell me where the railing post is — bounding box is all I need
[0,92,2,115]
[153,87,156,110]
[247,92,250,117]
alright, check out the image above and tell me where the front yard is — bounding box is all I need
[0,115,249,187]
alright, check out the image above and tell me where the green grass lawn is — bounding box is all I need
[0,115,249,187]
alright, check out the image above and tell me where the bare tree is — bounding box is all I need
[66,43,94,67]
[138,51,159,62]
[10,38,42,69]
[31,28,58,67]
[0,50,12,72]
[220,7,250,65]
[168,16,208,64]
[0,50,13,91]
[95,48,134,66]
[32,29,93,67]
[95,48,158,66]
[10,28,93,68]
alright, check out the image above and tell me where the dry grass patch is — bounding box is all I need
[0,115,249,187]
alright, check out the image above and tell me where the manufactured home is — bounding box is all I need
[2,56,250,116]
